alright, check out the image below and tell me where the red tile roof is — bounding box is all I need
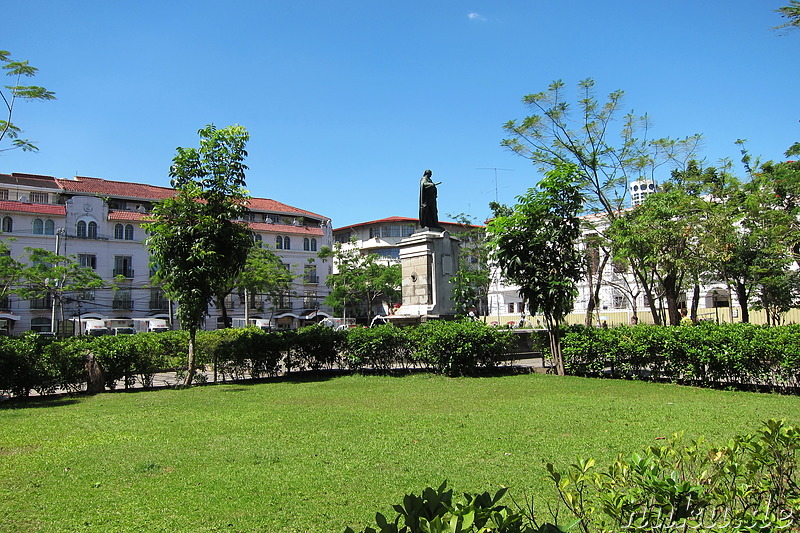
[333,216,481,232]
[108,210,151,221]
[0,201,66,216]
[57,176,327,220]
[0,173,61,188]
[245,198,325,219]
[248,222,323,235]
[57,176,176,200]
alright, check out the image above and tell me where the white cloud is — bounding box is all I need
[467,12,486,22]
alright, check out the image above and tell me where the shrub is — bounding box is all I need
[410,320,515,376]
[343,325,413,372]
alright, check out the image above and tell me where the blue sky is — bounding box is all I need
[3,1,798,228]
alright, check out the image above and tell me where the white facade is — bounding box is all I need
[0,173,333,334]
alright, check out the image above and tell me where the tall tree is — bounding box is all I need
[145,124,253,386]
[502,79,701,324]
[488,163,583,375]
[0,51,55,153]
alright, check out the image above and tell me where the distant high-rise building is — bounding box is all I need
[630,179,658,207]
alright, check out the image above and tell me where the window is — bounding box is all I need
[30,293,52,310]
[0,295,10,309]
[78,254,97,270]
[277,292,292,310]
[304,291,318,308]
[113,289,133,310]
[303,237,310,251]
[304,264,318,284]
[114,224,124,239]
[30,317,51,333]
[29,192,48,204]
[0,189,8,200]
[124,224,134,240]
[252,233,262,247]
[77,220,87,238]
[376,248,400,260]
[150,288,168,311]
[88,221,97,239]
[2,216,12,233]
[76,289,95,302]
[33,218,44,234]
[310,238,317,251]
[283,236,290,250]
[113,256,134,278]
[275,235,283,249]
[44,219,54,235]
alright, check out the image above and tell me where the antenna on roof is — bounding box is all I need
[476,168,515,203]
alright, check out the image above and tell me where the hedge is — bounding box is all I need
[0,321,519,398]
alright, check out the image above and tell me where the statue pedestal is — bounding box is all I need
[393,230,460,319]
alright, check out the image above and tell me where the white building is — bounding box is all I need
[0,172,333,334]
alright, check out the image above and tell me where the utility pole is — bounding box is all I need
[476,168,515,204]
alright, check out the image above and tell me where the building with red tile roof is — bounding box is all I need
[0,173,332,334]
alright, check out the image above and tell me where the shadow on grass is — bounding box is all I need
[0,396,83,410]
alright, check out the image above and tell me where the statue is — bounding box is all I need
[419,169,442,229]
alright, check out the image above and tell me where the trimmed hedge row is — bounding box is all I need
[0,321,518,398]
[561,322,800,389]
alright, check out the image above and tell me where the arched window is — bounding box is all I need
[310,238,317,252]
[124,224,134,240]
[88,221,98,239]
[30,317,50,333]
[76,220,87,238]
[1,216,11,233]
[283,236,290,250]
[275,235,283,250]
[44,219,55,235]
[252,233,262,247]
[114,223,124,239]
[33,218,44,235]
[303,237,310,251]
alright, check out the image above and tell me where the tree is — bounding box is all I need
[1,51,55,153]
[318,243,401,321]
[487,163,583,375]
[14,248,105,334]
[502,79,701,324]
[145,124,253,386]
[775,1,800,30]
[447,213,491,318]
[0,239,22,305]
[236,245,295,318]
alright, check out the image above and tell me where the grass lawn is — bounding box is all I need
[1,373,799,532]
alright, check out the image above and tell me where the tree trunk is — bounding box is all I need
[690,283,700,322]
[547,319,565,376]
[735,281,750,323]
[183,328,197,387]
[662,273,681,326]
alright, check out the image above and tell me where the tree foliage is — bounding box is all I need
[145,124,253,385]
[0,50,55,153]
[488,163,583,375]
[775,1,800,30]
[318,243,401,321]
[237,245,295,313]
[14,248,105,333]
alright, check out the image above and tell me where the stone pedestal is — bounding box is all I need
[394,230,460,318]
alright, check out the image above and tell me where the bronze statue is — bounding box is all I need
[419,169,441,229]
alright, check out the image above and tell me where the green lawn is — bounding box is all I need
[1,373,799,532]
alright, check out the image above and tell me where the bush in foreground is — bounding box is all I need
[346,419,800,532]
